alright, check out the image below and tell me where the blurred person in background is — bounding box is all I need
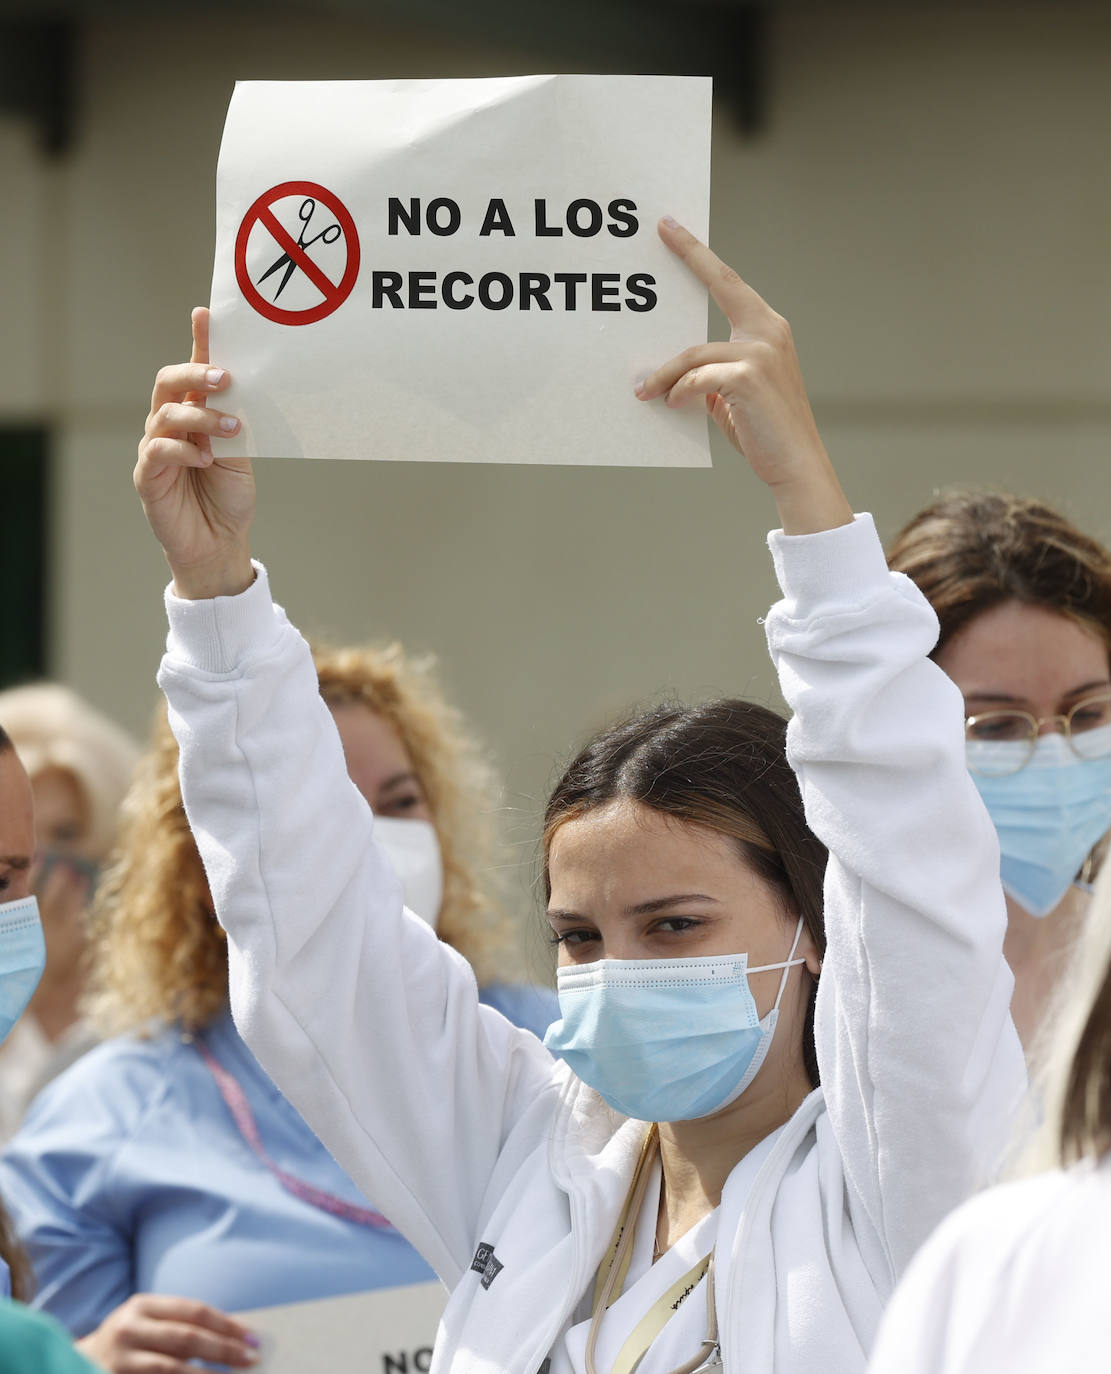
[868,843,1111,1374]
[0,726,102,1369]
[0,644,555,1373]
[888,493,1111,1051]
[0,685,139,1138]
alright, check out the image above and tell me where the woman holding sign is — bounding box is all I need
[132,221,1025,1373]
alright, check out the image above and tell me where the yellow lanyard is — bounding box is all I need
[585,1126,721,1374]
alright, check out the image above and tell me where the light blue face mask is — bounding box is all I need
[970,728,1111,918]
[543,918,806,1122]
[0,895,45,1043]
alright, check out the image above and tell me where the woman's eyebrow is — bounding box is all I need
[1061,678,1111,701]
[625,894,721,916]
[964,678,1111,708]
[378,771,422,792]
[546,894,722,922]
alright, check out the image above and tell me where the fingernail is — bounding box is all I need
[206,368,226,387]
[218,416,240,434]
[200,446,214,465]
[633,377,648,398]
[662,215,679,229]
[244,1332,261,1349]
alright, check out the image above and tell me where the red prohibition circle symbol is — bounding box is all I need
[235,180,361,326]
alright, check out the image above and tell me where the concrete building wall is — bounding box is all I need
[3,4,1109,943]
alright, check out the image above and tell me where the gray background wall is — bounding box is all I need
[3,3,1109,958]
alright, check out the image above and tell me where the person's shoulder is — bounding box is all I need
[892,1166,1086,1314]
[16,1025,189,1138]
[478,981,559,1038]
[876,1165,1111,1373]
[929,1168,1079,1252]
[0,1303,99,1373]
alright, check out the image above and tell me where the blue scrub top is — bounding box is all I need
[0,982,556,1339]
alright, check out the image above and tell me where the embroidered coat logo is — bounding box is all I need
[470,1241,504,1290]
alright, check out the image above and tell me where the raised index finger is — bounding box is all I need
[657,218,768,329]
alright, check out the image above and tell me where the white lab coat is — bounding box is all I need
[868,1159,1111,1374]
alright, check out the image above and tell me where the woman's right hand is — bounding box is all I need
[134,307,257,601]
[75,1294,260,1373]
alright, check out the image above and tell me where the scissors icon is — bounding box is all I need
[257,198,342,299]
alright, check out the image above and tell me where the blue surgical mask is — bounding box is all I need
[543,918,806,1122]
[0,895,45,1043]
[970,729,1111,918]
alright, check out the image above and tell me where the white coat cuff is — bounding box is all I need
[164,560,282,675]
[767,513,891,619]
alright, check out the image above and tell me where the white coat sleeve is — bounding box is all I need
[764,514,1027,1282]
[157,565,558,1286]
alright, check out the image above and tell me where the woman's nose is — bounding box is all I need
[598,934,638,961]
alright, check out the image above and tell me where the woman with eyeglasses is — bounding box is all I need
[888,493,1111,1050]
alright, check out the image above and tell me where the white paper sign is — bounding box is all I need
[209,76,712,467]
[238,1280,446,1373]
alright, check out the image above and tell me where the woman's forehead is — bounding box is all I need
[548,802,750,893]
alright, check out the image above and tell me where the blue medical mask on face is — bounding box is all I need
[0,895,45,1043]
[543,918,806,1122]
[970,729,1111,918]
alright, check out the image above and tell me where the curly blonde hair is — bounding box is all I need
[85,643,519,1036]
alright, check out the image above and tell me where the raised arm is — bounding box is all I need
[640,221,1026,1275]
[134,313,558,1286]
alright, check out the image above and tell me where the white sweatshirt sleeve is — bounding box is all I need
[157,566,557,1286]
[764,514,1027,1282]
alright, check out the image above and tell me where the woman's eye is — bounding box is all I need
[967,716,1027,742]
[652,917,700,934]
[550,928,599,948]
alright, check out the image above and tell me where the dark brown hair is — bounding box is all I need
[543,700,829,1085]
[887,490,1111,658]
[0,1201,31,1301]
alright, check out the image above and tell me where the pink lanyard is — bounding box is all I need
[194,1039,396,1231]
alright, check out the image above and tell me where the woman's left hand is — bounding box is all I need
[637,219,853,536]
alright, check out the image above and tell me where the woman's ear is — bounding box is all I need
[796,919,822,980]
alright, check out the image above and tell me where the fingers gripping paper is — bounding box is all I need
[209,76,712,467]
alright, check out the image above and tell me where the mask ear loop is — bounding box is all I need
[746,915,807,1016]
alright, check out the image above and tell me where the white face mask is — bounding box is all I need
[373,817,444,930]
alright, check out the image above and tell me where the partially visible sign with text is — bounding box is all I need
[210,76,712,466]
[239,1281,446,1373]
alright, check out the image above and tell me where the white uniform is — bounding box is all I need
[158,514,1026,1374]
[868,1160,1111,1374]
